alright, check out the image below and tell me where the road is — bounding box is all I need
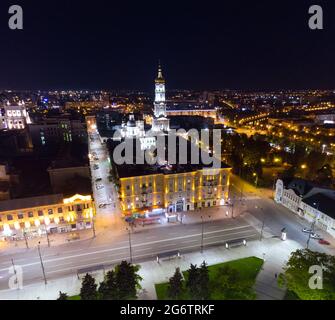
[0,217,258,290]
[229,174,335,255]
[88,130,120,216]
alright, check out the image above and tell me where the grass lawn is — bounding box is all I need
[155,256,263,300]
[67,295,81,300]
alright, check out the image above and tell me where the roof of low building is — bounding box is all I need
[0,194,63,212]
[281,177,317,196]
[302,192,335,219]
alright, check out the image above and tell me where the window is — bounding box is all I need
[76,204,82,211]
[38,210,43,216]
[126,185,130,190]
[48,209,53,215]
[18,213,24,219]
[57,207,63,214]
[7,215,13,221]
[28,212,34,218]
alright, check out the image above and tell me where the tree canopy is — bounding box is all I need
[279,249,335,300]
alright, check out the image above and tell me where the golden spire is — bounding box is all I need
[156,61,164,83]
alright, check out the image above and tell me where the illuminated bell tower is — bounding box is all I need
[154,64,166,117]
[152,63,170,131]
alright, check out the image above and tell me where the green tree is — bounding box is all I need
[217,265,253,299]
[98,270,119,300]
[186,264,200,299]
[198,261,210,299]
[279,249,335,300]
[115,261,142,300]
[168,267,183,299]
[80,273,98,300]
[57,291,68,300]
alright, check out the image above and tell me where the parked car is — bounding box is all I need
[95,178,102,182]
[99,203,107,209]
[302,228,313,233]
[310,233,322,239]
[93,164,99,170]
[319,239,330,245]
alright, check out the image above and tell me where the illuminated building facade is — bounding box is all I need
[0,193,95,239]
[118,166,231,216]
[152,64,170,132]
[166,108,217,119]
[0,103,32,130]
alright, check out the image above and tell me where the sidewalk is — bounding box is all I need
[0,200,253,255]
[0,235,299,300]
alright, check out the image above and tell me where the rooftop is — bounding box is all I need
[302,192,335,219]
[0,194,63,212]
[116,161,230,179]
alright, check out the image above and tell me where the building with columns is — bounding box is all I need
[117,164,231,216]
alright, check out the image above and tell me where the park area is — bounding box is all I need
[155,256,264,300]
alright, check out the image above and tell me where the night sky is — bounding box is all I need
[0,0,335,91]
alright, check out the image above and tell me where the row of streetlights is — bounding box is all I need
[15,218,97,286]
[21,218,96,249]
[126,213,212,263]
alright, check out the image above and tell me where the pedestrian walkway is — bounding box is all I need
[0,236,300,300]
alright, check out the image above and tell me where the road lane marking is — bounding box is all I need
[26,230,258,271]
[0,224,254,271]
[45,234,258,276]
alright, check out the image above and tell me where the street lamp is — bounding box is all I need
[37,241,47,285]
[200,215,211,254]
[259,207,266,241]
[92,218,96,238]
[23,231,29,249]
[126,227,133,263]
[11,258,19,289]
[253,172,258,187]
[230,196,235,219]
[306,202,319,249]
[45,225,50,247]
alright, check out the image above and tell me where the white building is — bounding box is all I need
[275,178,335,238]
[152,64,170,132]
[117,64,171,150]
[0,102,31,130]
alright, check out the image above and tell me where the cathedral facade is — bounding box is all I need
[121,64,170,148]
